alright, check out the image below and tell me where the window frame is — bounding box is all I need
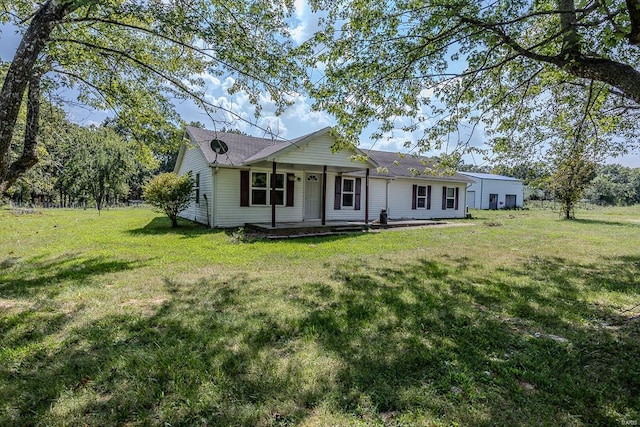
[417,185,427,209]
[446,187,456,209]
[341,177,355,208]
[250,171,286,206]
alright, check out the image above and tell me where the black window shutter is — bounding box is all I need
[455,187,459,210]
[412,185,417,210]
[240,170,250,206]
[354,178,362,210]
[286,173,295,207]
[334,176,342,210]
[442,186,447,210]
[427,185,432,210]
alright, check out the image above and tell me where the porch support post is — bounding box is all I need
[271,161,277,228]
[321,165,327,225]
[365,168,370,224]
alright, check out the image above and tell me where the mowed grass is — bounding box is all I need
[1,206,639,426]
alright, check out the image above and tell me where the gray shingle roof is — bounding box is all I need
[354,150,473,183]
[185,126,472,183]
[185,126,286,167]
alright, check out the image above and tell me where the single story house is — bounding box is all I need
[458,172,524,209]
[174,126,473,228]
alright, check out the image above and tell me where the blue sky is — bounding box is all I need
[1,3,638,168]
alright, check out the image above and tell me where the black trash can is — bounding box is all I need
[379,209,388,224]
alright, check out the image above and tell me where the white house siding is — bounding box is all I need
[276,134,368,170]
[368,178,389,220]
[212,167,305,228]
[176,145,213,226]
[325,173,372,222]
[324,175,466,221]
[465,178,523,209]
[386,178,467,220]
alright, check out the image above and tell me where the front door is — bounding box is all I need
[489,193,498,209]
[304,173,322,220]
[505,194,516,209]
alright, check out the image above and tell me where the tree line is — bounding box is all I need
[5,99,179,210]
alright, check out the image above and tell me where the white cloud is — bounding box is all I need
[258,116,288,138]
[294,0,306,19]
[290,25,307,44]
[200,73,221,88]
[287,0,326,45]
[282,93,333,127]
[221,77,235,91]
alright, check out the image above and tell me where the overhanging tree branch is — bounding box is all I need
[459,13,640,104]
[627,0,640,45]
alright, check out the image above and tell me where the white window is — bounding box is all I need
[446,187,456,209]
[251,172,285,205]
[417,185,427,208]
[342,178,355,208]
[251,172,268,205]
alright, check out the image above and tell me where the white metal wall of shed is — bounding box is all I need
[175,145,213,226]
[466,178,524,209]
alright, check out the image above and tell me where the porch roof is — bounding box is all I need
[185,126,376,171]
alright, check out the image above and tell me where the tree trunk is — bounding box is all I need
[0,0,82,193]
[1,71,43,192]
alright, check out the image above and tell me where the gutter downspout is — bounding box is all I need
[203,194,210,227]
[211,166,218,228]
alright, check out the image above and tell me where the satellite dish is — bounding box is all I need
[210,139,229,164]
[210,139,229,155]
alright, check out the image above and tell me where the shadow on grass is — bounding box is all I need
[1,257,638,426]
[128,216,215,237]
[0,253,146,298]
[571,218,640,227]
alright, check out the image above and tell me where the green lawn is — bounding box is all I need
[1,206,639,426]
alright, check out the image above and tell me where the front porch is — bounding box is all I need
[245,219,445,239]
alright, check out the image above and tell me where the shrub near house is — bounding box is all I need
[143,172,194,227]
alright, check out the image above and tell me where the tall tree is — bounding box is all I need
[303,0,640,159]
[72,126,136,211]
[548,144,597,219]
[0,0,303,193]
